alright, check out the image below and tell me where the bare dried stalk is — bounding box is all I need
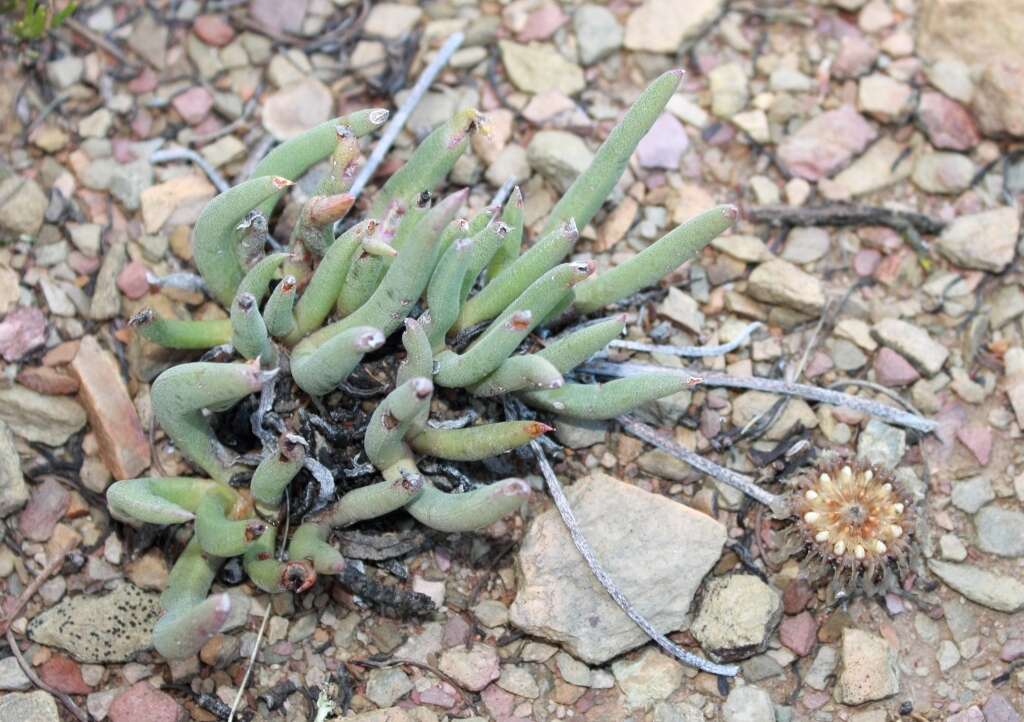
[0,534,76,635]
[578,360,937,433]
[619,416,786,511]
[608,321,763,358]
[530,440,739,677]
[346,32,466,201]
[151,146,231,193]
[6,627,90,722]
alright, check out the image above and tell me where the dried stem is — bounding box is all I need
[151,146,231,193]
[608,321,762,358]
[619,416,786,511]
[6,627,90,722]
[530,440,739,677]
[346,32,465,201]
[578,360,937,433]
[0,534,76,635]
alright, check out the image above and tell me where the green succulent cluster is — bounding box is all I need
[106,70,736,659]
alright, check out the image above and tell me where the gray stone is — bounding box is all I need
[975,506,1024,557]
[527,130,594,194]
[951,476,995,513]
[555,651,592,686]
[804,645,838,690]
[472,599,509,628]
[856,418,906,470]
[937,207,1019,273]
[611,648,683,710]
[709,62,749,118]
[781,227,830,264]
[722,685,774,722]
[911,152,975,194]
[573,5,622,65]
[937,639,961,671]
[553,417,607,448]
[365,667,413,707]
[510,472,726,664]
[27,583,161,662]
[0,420,28,517]
[928,559,1024,613]
[0,385,87,446]
[0,691,60,722]
[836,628,899,705]
[872,318,948,376]
[0,654,31,690]
[499,41,585,95]
[89,241,127,320]
[497,664,540,698]
[691,574,782,662]
[637,449,693,482]
[0,176,48,237]
[438,644,500,692]
[939,533,968,561]
[747,258,826,315]
[46,55,84,88]
[108,159,154,211]
[654,701,704,722]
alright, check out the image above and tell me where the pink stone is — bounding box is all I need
[109,682,188,722]
[193,14,235,46]
[0,306,47,362]
[442,613,472,648]
[171,86,214,126]
[128,68,158,94]
[778,105,878,181]
[249,0,308,34]
[516,1,568,42]
[804,351,833,379]
[779,611,817,656]
[782,579,814,614]
[917,92,980,151]
[974,60,1024,138]
[982,693,1022,722]
[802,690,830,711]
[833,35,879,79]
[112,138,139,163]
[69,251,102,276]
[18,478,70,542]
[413,683,458,708]
[117,261,151,300]
[853,248,881,276]
[1000,638,1024,662]
[873,347,920,387]
[38,654,92,694]
[956,424,992,465]
[481,683,516,719]
[635,113,689,170]
[947,706,984,722]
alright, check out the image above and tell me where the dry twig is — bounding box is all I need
[577,360,937,433]
[530,441,739,677]
[6,627,91,722]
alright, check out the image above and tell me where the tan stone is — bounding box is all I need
[70,336,150,480]
[140,174,216,234]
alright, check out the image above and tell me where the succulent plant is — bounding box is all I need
[783,456,918,599]
[107,70,737,659]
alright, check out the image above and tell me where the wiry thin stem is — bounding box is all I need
[619,416,786,512]
[529,440,739,677]
[578,360,937,433]
[151,146,230,193]
[608,321,763,358]
[346,32,465,201]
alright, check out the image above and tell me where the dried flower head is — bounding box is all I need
[788,458,916,598]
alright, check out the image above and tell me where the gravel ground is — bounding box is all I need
[1,0,1023,721]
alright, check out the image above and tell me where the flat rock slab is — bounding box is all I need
[928,559,1024,613]
[28,582,161,662]
[0,384,86,446]
[509,472,726,664]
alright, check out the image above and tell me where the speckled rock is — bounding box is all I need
[691,574,782,662]
[0,419,28,517]
[0,691,60,722]
[28,583,162,663]
[510,473,725,664]
[836,628,899,705]
[611,648,683,710]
